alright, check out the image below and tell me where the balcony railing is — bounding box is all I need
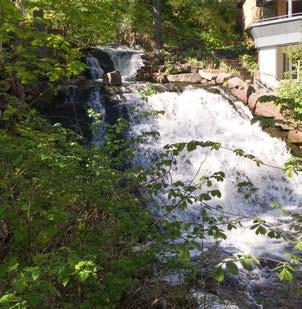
[250,14,302,49]
[256,12,302,24]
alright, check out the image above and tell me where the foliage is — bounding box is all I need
[283,45,302,79]
[219,61,239,75]
[162,0,239,49]
[164,61,182,74]
[0,106,157,308]
[185,57,205,67]
[1,0,302,307]
[276,81,302,122]
[239,54,258,73]
[139,85,159,100]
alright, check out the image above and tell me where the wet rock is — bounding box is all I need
[86,48,115,73]
[107,70,122,86]
[288,130,302,144]
[216,72,233,84]
[193,291,240,309]
[255,101,284,120]
[167,73,201,83]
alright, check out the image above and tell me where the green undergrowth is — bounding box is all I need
[0,104,157,308]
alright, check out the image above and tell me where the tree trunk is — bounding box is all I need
[152,0,163,50]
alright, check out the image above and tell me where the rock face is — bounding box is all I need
[255,101,283,120]
[288,130,302,144]
[167,73,201,83]
[107,71,122,86]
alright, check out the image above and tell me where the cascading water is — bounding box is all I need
[129,87,302,255]
[97,45,144,80]
[85,47,144,142]
[85,54,105,81]
[85,47,302,308]
[87,87,106,144]
[127,87,302,308]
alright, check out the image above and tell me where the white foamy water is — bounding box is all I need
[87,88,106,144]
[98,45,144,80]
[128,86,302,257]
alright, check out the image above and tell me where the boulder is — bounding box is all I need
[227,77,254,104]
[255,101,284,120]
[247,91,271,111]
[154,72,168,84]
[230,87,253,104]
[176,64,191,73]
[191,65,200,73]
[288,130,302,144]
[216,72,233,84]
[199,69,221,81]
[107,70,122,86]
[227,77,246,89]
[200,79,209,85]
[167,73,201,83]
[143,73,153,82]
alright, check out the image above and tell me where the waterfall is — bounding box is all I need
[128,86,302,258]
[85,54,105,81]
[87,87,106,144]
[97,45,144,80]
[84,50,302,306]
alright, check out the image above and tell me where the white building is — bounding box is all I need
[248,0,302,88]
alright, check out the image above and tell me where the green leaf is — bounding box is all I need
[226,261,238,276]
[213,266,224,282]
[295,241,302,251]
[255,226,267,235]
[279,269,293,282]
[0,293,15,304]
[179,249,190,263]
[240,258,254,271]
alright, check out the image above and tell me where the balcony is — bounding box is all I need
[250,13,302,49]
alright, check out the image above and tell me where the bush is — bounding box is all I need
[239,54,258,73]
[0,106,156,308]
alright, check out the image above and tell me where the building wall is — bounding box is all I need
[259,47,280,87]
[242,0,262,29]
[277,0,286,16]
[241,0,286,29]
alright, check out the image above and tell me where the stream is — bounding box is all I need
[83,46,302,308]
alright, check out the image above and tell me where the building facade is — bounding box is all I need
[242,0,302,88]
